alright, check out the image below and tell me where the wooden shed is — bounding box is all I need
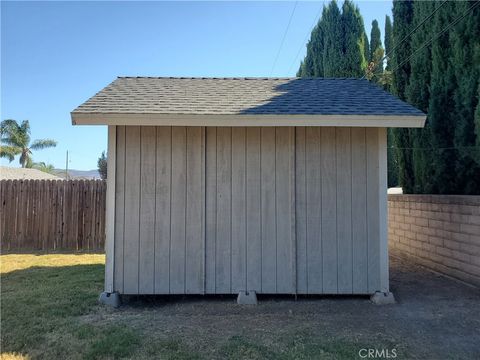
[72,77,425,305]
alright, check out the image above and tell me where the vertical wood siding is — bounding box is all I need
[113,126,385,295]
[0,179,106,251]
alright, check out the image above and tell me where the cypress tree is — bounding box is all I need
[386,1,480,194]
[364,31,370,64]
[450,1,480,193]
[391,0,413,100]
[369,19,382,62]
[298,0,367,78]
[367,19,385,85]
[341,0,368,77]
[322,1,344,76]
[311,24,325,76]
[391,0,415,193]
[428,1,458,194]
[384,15,397,187]
[387,129,399,187]
[405,1,436,193]
[384,15,393,71]
[475,85,480,166]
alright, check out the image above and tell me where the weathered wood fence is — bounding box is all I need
[0,179,106,251]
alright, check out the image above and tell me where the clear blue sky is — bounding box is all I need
[1,1,392,170]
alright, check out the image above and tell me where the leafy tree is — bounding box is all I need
[97,151,107,180]
[0,119,57,168]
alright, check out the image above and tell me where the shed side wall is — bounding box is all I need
[113,126,384,295]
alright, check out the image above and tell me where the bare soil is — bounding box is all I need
[88,254,480,359]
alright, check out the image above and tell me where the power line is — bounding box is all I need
[287,3,323,75]
[270,1,298,76]
[388,146,480,150]
[388,0,480,76]
[362,0,449,79]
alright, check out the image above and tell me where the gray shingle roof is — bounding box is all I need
[72,77,425,116]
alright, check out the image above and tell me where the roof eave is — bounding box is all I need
[71,112,426,128]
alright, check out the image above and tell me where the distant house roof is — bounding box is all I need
[0,166,61,180]
[72,77,426,128]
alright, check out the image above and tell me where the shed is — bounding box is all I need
[72,77,425,305]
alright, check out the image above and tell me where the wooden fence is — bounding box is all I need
[0,179,106,251]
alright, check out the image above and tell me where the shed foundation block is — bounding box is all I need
[370,291,395,305]
[99,291,121,308]
[237,291,258,305]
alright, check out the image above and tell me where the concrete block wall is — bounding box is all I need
[388,194,480,287]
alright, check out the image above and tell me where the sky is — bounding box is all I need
[1,1,392,170]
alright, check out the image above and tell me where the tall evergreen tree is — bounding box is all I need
[390,0,480,194]
[367,19,385,84]
[322,1,344,76]
[428,1,458,194]
[363,31,370,64]
[341,0,368,77]
[369,19,382,62]
[384,15,393,71]
[391,0,415,193]
[97,151,107,180]
[475,85,480,166]
[450,1,480,193]
[391,0,413,100]
[384,14,397,187]
[297,0,367,78]
[405,1,436,193]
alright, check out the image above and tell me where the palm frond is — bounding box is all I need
[0,138,20,146]
[33,162,55,174]
[20,120,31,145]
[30,139,57,150]
[0,119,28,148]
[0,119,19,136]
[25,157,34,168]
[0,145,21,162]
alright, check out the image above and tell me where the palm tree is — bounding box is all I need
[33,161,56,174]
[0,119,57,168]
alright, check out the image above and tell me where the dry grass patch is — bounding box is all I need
[0,253,104,273]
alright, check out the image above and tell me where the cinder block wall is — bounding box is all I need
[388,194,480,287]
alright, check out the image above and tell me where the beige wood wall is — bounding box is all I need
[113,126,386,295]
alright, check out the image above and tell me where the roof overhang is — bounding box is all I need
[72,113,426,128]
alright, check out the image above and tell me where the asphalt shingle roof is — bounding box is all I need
[72,77,425,116]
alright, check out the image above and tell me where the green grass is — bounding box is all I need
[1,254,404,359]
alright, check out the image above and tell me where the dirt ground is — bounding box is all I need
[85,254,480,359]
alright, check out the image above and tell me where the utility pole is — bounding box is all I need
[65,150,69,180]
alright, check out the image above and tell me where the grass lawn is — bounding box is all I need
[0,254,394,359]
[1,254,408,359]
